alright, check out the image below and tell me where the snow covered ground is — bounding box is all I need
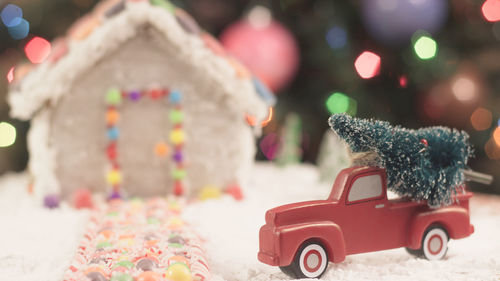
[0,163,499,281]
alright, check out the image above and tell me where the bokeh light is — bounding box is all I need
[481,0,500,22]
[470,107,492,131]
[246,107,274,127]
[325,26,347,49]
[399,75,408,88]
[354,51,381,79]
[24,37,52,64]
[261,107,274,127]
[326,92,357,115]
[8,18,30,40]
[484,137,500,160]
[452,77,477,102]
[0,122,17,147]
[259,133,279,160]
[1,4,22,27]
[247,5,272,29]
[493,127,500,147]
[7,67,14,83]
[413,35,437,60]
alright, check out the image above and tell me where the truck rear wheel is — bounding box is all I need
[280,241,329,279]
[422,227,448,260]
[406,226,448,260]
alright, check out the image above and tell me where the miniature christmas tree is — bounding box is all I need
[317,130,350,182]
[276,113,302,166]
[328,114,473,207]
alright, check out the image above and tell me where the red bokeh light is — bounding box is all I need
[24,37,52,64]
[354,51,381,79]
[482,0,500,22]
[399,75,408,88]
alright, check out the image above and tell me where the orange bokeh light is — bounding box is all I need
[470,107,492,131]
[246,107,273,127]
[485,137,500,160]
[354,51,381,79]
[24,37,52,64]
[493,127,500,146]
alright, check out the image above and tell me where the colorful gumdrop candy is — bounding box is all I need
[199,185,221,201]
[167,255,190,267]
[73,188,93,209]
[167,235,185,245]
[43,193,60,208]
[165,263,191,281]
[113,260,134,269]
[226,183,244,201]
[136,258,158,271]
[137,271,161,281]
[110,273,134,281]
[86,271,108,281]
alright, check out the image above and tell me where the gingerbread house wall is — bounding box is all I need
[30,26,256,199]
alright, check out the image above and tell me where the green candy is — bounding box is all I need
[147,217,161,224]
[150,0,175,13]
[107,211,119,217]
[113,260,134,269]
[169,110,184,124]
[110,273,134,281]
[96,241,112,249]
[106,88,122,105]
[169,243,183,248]
[172,169,186,180]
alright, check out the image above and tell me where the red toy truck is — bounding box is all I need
[258,166,474,279]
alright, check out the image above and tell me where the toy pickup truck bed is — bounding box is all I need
[258,166,474,279]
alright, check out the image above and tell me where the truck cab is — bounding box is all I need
[258,166,474,279]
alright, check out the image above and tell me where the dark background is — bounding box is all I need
[0,0,499,194]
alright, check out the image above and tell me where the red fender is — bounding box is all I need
[408,207,472,249]
[277,221,346,266]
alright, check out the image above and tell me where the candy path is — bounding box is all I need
[63,197,210,281]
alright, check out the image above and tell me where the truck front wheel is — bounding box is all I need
[280,241,329,279]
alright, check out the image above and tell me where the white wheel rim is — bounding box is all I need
[299,244,327,278]
[423,228,447,260]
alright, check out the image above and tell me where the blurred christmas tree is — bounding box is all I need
[317,130,350,182]
[275,113,302,166]
[0,0,499,194]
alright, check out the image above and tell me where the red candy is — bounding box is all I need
[73,188,93,209]
[226,184,244,201]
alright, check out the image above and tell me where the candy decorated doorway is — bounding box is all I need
[105,88,186,198]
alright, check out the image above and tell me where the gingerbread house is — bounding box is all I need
[8,0,275,201]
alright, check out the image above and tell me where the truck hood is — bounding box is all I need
[265,200,337,227]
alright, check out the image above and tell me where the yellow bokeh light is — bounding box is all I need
[0,122,16,147]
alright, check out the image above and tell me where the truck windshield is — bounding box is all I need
[328,171,349,201]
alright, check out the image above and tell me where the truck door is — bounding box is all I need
[342,172,390,254]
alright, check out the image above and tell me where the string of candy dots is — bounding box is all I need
[104,87,186,199]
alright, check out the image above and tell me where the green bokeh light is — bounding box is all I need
[326,92,357,115]
[414,36,437,60]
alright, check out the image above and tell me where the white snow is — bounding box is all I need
[0,173,89,281]
[1,163,499,281]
